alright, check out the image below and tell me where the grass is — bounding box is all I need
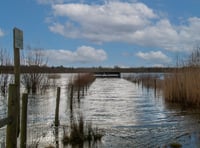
[45,145,55,148]
[126,66,200,107]
[125,74,163,92]
[62,116,104,145]
[163,67,200,106]
[64,74,101,146]
[67,73,96,107]
[169,142,182,148]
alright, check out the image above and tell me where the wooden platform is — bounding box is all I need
[95,72,121,78]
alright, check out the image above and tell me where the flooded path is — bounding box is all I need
[0,74,200,147]
[81,78,200,147]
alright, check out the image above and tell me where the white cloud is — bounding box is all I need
[50,1,157,42]
[136,51,171,63]
[48,1,200,52]
[0,28,4,37]
[43,46,107,65]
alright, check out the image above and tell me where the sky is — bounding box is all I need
[1,0,200,67]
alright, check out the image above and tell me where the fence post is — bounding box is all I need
[13,28,23,137]
[20,93,28,148]
[6,84,18,148]
[70,85,73,111]
[154,79,157,97]
[55,87,61,126]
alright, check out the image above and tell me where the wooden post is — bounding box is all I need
[14,47,20,137]
[154,79,157,97]
[20,93,28,148]
[70,85,73,111]
[55,87,61,126]
[14,28,22,137]
[55,86,60,148]
[6,84,18,148]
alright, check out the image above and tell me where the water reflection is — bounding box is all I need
[0,74,200,147]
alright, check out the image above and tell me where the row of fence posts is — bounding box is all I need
[2,84,28,148]
[1,28,61,147]
[0,85,61,148]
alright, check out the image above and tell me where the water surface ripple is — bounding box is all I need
[1,75,200,148]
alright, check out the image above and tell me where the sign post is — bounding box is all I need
[13,27,23,137]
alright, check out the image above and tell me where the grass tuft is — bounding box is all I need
[62,116,104,145]
[170,142,182,148]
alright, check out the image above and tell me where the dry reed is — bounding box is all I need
[163,67,200,106]
[67,73,95,101]
[62,115,103,145]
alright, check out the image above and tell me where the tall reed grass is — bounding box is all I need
[163,67,200,106]
[65,73,102,146]
[125,74,163,90]
[67,73,95,101]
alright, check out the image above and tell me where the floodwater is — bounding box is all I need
[1,74,200,148]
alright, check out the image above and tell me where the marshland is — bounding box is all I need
[0,49,200,148]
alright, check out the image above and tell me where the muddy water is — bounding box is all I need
[0,74,200,148]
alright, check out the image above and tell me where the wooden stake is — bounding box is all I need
[6,84,18,148]
[55,87,61,126]
[20,93,28,148]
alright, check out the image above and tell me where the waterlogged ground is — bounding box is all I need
[0,74,200,148]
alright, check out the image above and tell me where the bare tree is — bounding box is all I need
[0,48,12,95]
[188,47,200,67]
[21,47,49,94]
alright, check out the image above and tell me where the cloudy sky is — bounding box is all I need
[0,0,200,67]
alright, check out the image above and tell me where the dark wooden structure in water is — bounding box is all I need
[95,72,121,78]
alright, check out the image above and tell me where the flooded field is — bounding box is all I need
[1,74,200,147]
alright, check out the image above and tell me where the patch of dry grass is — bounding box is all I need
[62,116,103,145]
[163,67,200,106]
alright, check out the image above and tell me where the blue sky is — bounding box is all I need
[1,0,200,67]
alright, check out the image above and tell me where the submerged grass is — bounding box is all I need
[67,73,96,98]
[125,74,163,91]
[169,142,182,148]
[62,116,103,145]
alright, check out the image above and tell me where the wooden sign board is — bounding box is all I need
[13,28,23,49]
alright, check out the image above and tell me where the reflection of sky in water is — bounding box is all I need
[81,78,166,127]
[0,74,200,147]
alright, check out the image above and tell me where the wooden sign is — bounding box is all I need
[13,28,23,49]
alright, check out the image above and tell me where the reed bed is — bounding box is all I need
[126,74,163,90]
[68,73,96,101]
[163,67,200,106]
[64,73,103,146]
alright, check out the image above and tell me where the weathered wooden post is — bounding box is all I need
[154,79,157,97]
[20,93,28,148]
[55,87,61,126]
[6,84,18,148]
[13,27,23,136]
[54,87,61,148]
[70,84,74,111]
